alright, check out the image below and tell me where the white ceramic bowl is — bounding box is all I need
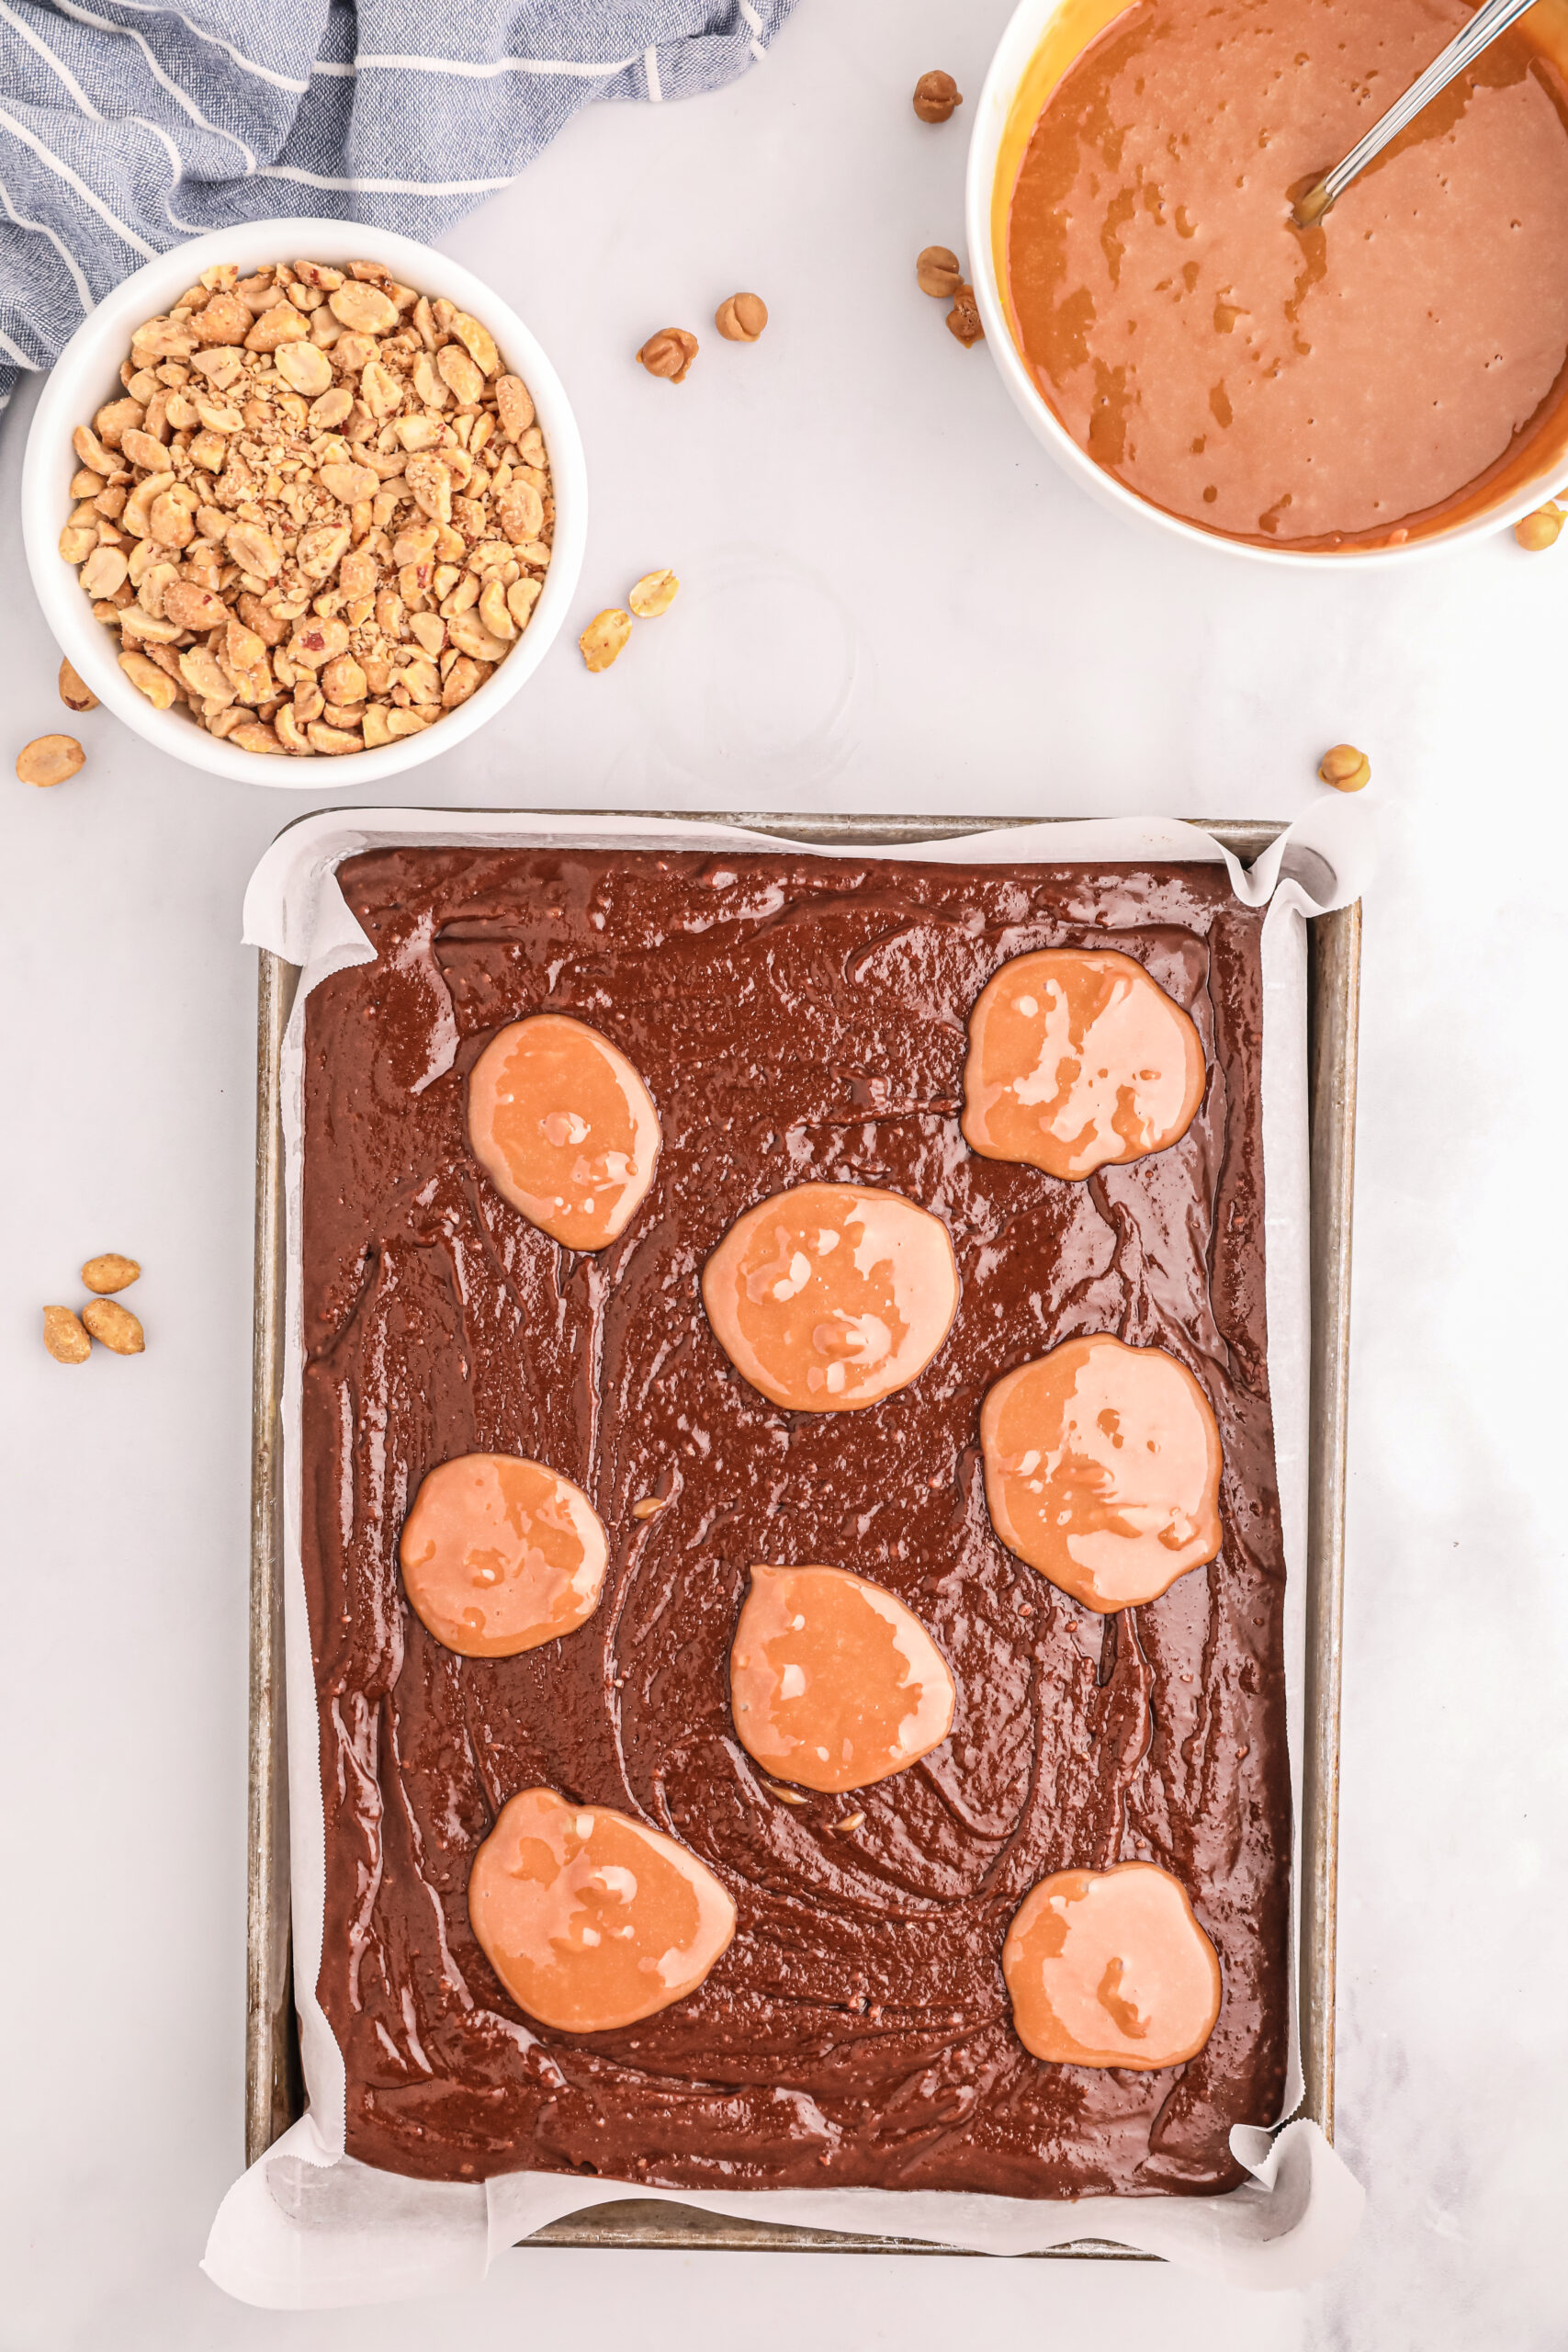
[965,0,1568,567]
[23,219,586,783]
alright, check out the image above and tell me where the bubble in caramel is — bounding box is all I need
[468,1012,660,1250]
[702,1182,958,1412]
[400,1454,607,1657]
[962,948,1204,1182]
[730,1564,955,1793]
[1003,1862,1222,2070]
[468,1788,737,2033]
[981,1334,1222,1611]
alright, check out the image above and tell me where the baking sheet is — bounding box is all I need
[210,804,1369,2306]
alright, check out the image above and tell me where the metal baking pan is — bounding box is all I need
[246,812,1359,2256]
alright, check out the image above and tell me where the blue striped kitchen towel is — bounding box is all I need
[0,0,795,412]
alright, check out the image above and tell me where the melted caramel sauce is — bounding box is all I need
[399,1453,607,1658]
[468,1789,737,2034]
[467,1012,660,1250]
[981,1333,1223,1611]
[730,1564,956,1793]
[702,1182,959,1412]
[963,946,1205,1180]
[1006,0,1568,548]
[1004,1861,1222,2068]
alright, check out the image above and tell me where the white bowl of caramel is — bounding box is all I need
[967,0,1568,559]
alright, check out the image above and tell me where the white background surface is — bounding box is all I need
[3,2,1563,2344]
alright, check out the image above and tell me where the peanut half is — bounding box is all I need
[628,569,679,618]
[17,733,85,786]
[59,657,99,712]
[82,1252,141,1294]
[44,1306,92,1364]
[82,1297,145,1354]
[580,609,633,672]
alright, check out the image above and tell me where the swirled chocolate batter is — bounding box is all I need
[1006,0,1568,548]
[300,847,1290,2196]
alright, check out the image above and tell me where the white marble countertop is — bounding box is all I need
[3,1,1563,2344]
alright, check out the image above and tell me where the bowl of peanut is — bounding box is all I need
[23,220,585,784]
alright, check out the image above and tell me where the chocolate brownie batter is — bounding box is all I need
[299,846,1291,2196]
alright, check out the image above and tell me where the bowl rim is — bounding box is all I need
[964,0,1567,569]
[22,216,586,786]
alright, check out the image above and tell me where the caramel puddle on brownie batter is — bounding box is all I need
[1006,0,1568,548]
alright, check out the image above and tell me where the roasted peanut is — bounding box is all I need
[580,609,633,672]
[637,328,699,384]
[43,1306,92,1364]
[58,657,98,713]
[82,1253,141,1294]
[913,69,962,122]
[946,283,985,345]
[1318,743,1371,792]
[17,733,85,786]
[628,569,679,618]
[715,292,768,343]
[82,1297,145,1354]
[917,245,964,299]
[1515,502,1563,551]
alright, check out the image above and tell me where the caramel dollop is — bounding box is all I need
[468,1788,737,2033]
[730,1564,955,1793]
[400,1453,607,1657]
[981,1334,1222,1611]
[1003,1862,1222,2069]
[962,948,1205,1181]
[702,1182,958,1412]
[468,1012,660,1250]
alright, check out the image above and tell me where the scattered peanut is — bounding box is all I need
[580,608,633,672]
[946,283,985,346]
[715,292,768,343]
[766,1783,808,1804]
[1515,501,1563,551]
[637,328,699,384]
[43,1306,92,1365]
[1318,742,1371,792]
[63,260,552,756]
[17,733,85,787]
[833,1812,867,1832]
[631,1497,666,1519]
[58,657,98,712]
[82,1252,141,1294]
[82,1297,145,1354]
[913,69,963,123]
[628,569,680,618]
[917,245,964,299]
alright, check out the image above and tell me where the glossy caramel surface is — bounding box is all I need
[399,1453,607,1658]
[729,1564,956,1792]
[1004,1861,1223,2068]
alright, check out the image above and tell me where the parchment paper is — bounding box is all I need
[206,801,1371,2308]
